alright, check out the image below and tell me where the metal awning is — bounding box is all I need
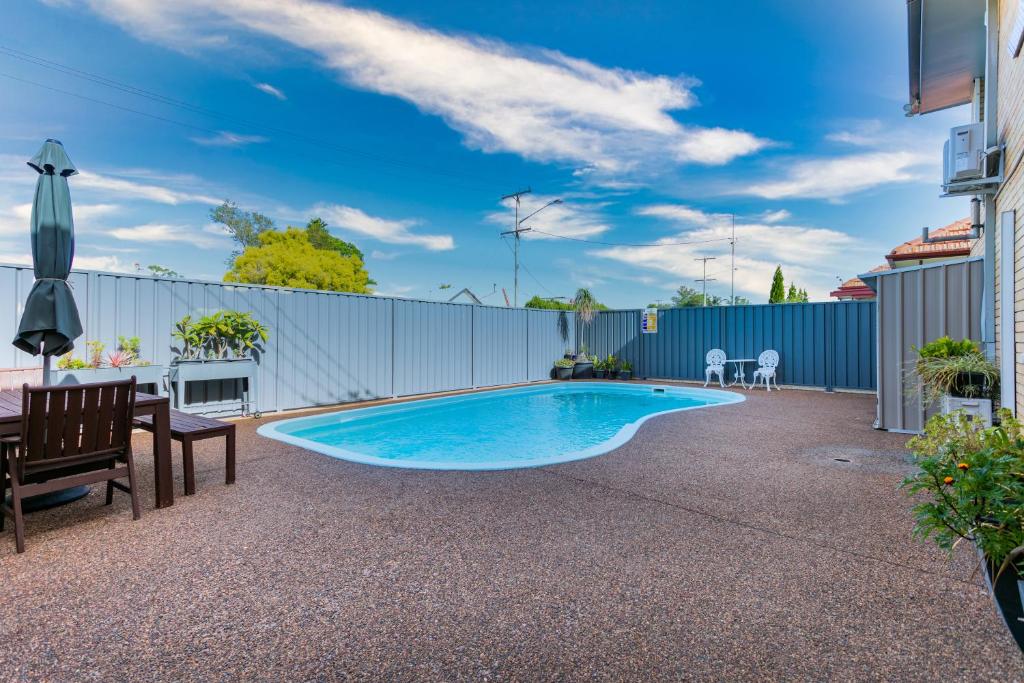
[906,0,986,115]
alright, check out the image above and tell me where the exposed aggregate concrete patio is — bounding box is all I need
[0,384,1022,681]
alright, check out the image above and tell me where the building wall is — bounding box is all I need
[996,0,1024,413]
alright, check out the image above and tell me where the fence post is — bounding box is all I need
[824,303,834,393]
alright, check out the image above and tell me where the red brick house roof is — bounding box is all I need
[830,264,891,300]
[885,217,975,264]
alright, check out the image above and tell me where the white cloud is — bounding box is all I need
[369,249,400,260]
[313,204,454,251]
[0,247,135,273]
[738,151,931,201]
[487,195,610,240]
[254,82,286,100]
[592,215,876,301]
[108,223,226,248]
[76,171,222,205]
[758,209,791,224]
[635,204,729,228]
[190,131,267,146]
[72,0,770,177]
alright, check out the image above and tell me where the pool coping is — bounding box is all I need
[256,381,745,471]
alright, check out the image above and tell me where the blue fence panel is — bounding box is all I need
[586,301,876,390]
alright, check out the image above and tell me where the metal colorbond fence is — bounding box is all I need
[582,301,877,391]
[0,265,575,412]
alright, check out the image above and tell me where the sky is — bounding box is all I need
[0,0,973,307]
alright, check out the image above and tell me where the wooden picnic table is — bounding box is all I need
[0,388,175,509]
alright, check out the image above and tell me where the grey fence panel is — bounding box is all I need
[473,307,528,387]
[527,309,574,380]
[583,310,642,367]
[393,299,473,397]
[0,264,575,414]
[584,301,876,390]
[871,258,983,433]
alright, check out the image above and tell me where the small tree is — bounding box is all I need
[211,201,275,264]
[769,266,786,303]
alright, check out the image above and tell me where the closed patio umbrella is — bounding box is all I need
[13,139,84,383]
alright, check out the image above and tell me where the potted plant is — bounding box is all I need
[618,360,633,380]
[572,353,594,379]
[604,354,619,380]
[913,337,999,425]
[553,357,575,380]
[52,336,166,393]
[593,356,607,379]
[170,310,269,414]
[903,410,1024,652]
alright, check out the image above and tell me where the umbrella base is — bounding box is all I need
[5,485,91,513]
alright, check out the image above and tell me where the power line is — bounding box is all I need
[0,46,552,193]
[527,228,732,248]
[0,69,508,194]
[500,234,556,297]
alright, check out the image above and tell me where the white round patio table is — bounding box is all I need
[726,358,755,389]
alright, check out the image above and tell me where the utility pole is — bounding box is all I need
[499,189,562,307]
[695,256,717,307]
[500,188,531,307]
[729,213,736,305]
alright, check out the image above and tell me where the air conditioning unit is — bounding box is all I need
[943,123,985,183]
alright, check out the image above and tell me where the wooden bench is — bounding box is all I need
[134,410,235,496]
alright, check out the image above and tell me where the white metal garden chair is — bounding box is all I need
[752,350,780,391]
[704,349,726,387]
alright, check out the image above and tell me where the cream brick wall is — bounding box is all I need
[995,0,1024,413]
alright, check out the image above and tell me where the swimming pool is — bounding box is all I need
[257,382,743,471]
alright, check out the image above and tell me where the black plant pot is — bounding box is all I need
[554,366,573,380]
[952,371,989,398]
[572,361,594,379]
[984,556,1024,652]
[607,370,619,380]
[619,370,632,380]
[594,369,606,379]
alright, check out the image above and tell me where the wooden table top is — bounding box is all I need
[0,389,168,424]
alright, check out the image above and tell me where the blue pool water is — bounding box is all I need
[257,382,743,471]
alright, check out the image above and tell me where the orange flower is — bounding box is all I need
[957,462,970,470]
[943,476,954,485]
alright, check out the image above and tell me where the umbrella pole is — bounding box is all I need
[42,353,51,386]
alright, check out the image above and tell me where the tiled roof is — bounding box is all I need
[886,217,975,262]
[830,264,890,299]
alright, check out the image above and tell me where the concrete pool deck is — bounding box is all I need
[0,383,1021,680]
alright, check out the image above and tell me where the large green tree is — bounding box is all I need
[210,201,276,264]
[224,227,372,293]
[666,285,723,307]
[769,266,786,303]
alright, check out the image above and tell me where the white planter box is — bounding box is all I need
[170,359,258,415]
[941,395,993,427]
[50,365,167,394]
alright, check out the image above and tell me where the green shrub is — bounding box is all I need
[903,410,1024,577]
[173,311,269,360]
[915,336,979,359]
[554,358,575,369]
[914,352,998,404]
[56,353,89,370]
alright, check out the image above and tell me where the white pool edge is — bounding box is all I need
[256,382,745,471]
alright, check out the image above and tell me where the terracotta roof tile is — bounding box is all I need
[886,218,975,261]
